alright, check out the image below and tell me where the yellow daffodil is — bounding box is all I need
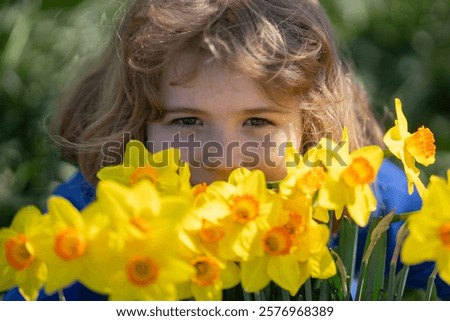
[401,175,450,284]
[177,195,241,300]
[30,197,105,295]
[280,145,329,223]
[81,179,194,298]
[293,128,350,223]
[309,127,350,170]
[0,206,47,300]
[383,98,436,196]
[191,182,208,199]
[182,168,287,262]
[180,193,231,260]
[94,179,192,238]
[97,140,191,195]
[318,145,384,227]
[211,168,288,261]
[98,234,195,300]
[240,205,335,295]
[176,251,240,301]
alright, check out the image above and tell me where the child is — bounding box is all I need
[4,0,449,300]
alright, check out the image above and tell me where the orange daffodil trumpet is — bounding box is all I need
[383,98,436,196]
[2,101,448,300]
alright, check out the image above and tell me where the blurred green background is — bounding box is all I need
[1,0,449,228]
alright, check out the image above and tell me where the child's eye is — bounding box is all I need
[243,117,274,127]
[171,117,203,127]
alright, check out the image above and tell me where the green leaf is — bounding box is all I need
[319,278,331,300]
[394,265,410,301]
[386,223,409,300]
[304,278,313,301]
[356,212,394,300]
[424,267,438,301]
[327,274,346,301]
[335,215,358,293]
[330,249,349,300]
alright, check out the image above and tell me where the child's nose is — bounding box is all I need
[208,131,266,176]
[202,130,245,170]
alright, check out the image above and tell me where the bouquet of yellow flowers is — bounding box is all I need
[1,98,448,301]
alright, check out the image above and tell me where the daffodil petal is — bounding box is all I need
[228,168,252,186]
[11,206,42,234]
[242,170,267,199]
[47,196,83,229]
[44,261,83,294]
[346,185,376,227]
[240,257,270,293]
[0,269,15,293]
[192,282,223,301]
[267,255,306,296]
[309,249,336,279]
[97,166,135,185]
[15,261,47,301]
[317,176,348,211]
[129,180,161,214]
[427,176,450,220]
[401,235,439,265]
[394,98,409,137]
[383,127,405,159]
[313,206,330,223]
[176,282,192,300]
[124,140,150,168]
[221,261,241,289]
[435,249,450,285]
[285,144,301,174]
[151,148,180,172]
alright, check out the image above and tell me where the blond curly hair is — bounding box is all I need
[53,0,383,183]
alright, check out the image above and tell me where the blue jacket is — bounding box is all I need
[4,160,450,300]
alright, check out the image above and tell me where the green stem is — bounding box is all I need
[387,224,408,300]
[328,210,334,233]
[280,289,291,301]
[387,263,396,300]
[242,289,253,301]
[355,260,367,301]
[383,149,394,159]
[304,278,313,301]
[336,216,358,294]
[254,291,264,301]
[266,181,280,191]
[58,290,66,301]
[319,279,330,301]
[330,249,349,300]
[424,266,438,301]
[394,265,410,301]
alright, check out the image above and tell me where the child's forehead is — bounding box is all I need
[160,59,271,111]
[164,54,238,86]
[164,50,226,84]
[160,50,299,110]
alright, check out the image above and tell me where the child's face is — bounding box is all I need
[147,54,302,185]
